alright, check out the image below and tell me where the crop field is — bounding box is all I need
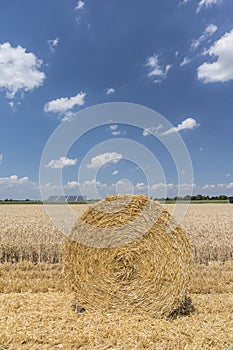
[0,203,233,349]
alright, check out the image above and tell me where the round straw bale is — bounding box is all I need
[63,194,192,317]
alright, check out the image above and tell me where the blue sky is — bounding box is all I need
[0,0,233,199]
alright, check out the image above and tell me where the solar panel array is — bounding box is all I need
[47,195,87,202]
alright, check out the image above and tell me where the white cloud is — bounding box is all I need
[46,157,77,169]
[0,154,3,164]
[162,118,199,135]
[191,24,218,50]
[106,88,115,95]
[196,0,222,13]
[0,175,29,186]
[197,29,233,83]
[112,170,119,175]
[109,124,126,136]
[75,0,85,10]
[65,181,80,188]
[135,182,147,190]
[146,55,171,82]
[0,42,45,98]
[44,92,86,114]
[86,152,123,169]
[0,175,39,199]
[202,184,216,189]
[143,125,163,136]
[61,111,77,122]
[180,57,191,67]
[150,182,174,190]
[179,0,191,6]
[48,38,59,52]
[201,183,233,190]
[109,124,118,130]
[112,131,121,136]
[226,173,231,177]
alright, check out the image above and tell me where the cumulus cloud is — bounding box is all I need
[201,183,233,190]
[0,175,29,186]
[0,154,3,164]
[112,170,119,175]
[65,181,80,188]
[75,0,85,10]
[44,92,86,114]
[0,42,45,98]
[197,29,233,83]
[0,175,39,199]
[135,182,147,190]
[46,157,77,169]
[146,55,171,82]
[191,24,218,50]
[196,0,222,13]
[86,152,123,169]
[106,88,115,95]
[162,118,199,135]
[48,38,59,52]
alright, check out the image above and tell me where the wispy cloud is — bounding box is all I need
[48,38,59,52]
[112,170,119,175]
[196,0,222,14]
[0,42,45,98]
[191,24,218,50]
[180,57,191,67]
[86,152,123,169]
[142,125,162,136]
[161,118,199,135]
[197,29,233,83]
[0,154,3,164]
[46,157,77,169]
[178,0,191,6]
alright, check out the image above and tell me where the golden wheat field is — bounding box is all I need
[0,203,233,350]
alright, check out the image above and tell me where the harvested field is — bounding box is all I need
[0,203,233,349]
[1,290,233,350]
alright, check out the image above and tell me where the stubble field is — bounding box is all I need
[0,203,233,349]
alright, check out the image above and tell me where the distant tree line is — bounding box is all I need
[154,194,229,201]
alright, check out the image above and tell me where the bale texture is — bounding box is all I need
[63,194,192,317]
